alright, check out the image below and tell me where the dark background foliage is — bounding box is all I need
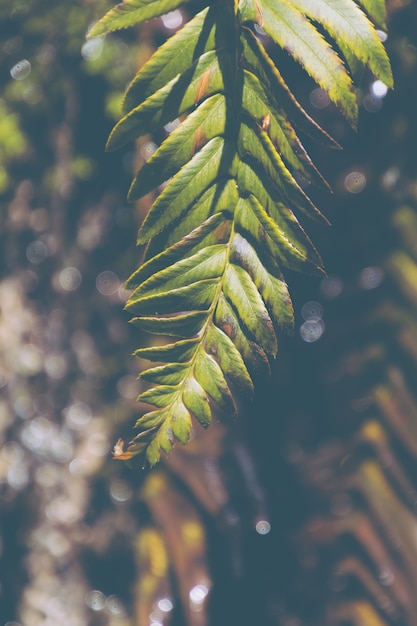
[1,1,417,625]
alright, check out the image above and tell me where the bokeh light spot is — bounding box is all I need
[300,319,325,343]
[254,23,266,36]
[363,93,383,113]
[117,374,141,400]
[161,9,183,29]
[255,519,271,535]
[35,463,60,487]
[141,141,157,160]
[8,463,29,489]
[18,344,43,374]
[164,118,180,134]
[157,598,174,612]
[320,275,344,299]
[81,38,104,61]
[109,479,133,503]
[189,584,209,604]
[106,595,126,615]
[20,416,53,453]
[376,29,388,42]
[64,402,92,428]
[87,432,110,457]
[2,441,25,462]
[50,432,74,462]
[371,79,388,98]
[344,171,366,194]
[26,240,47,264]
[96,270,119,295]
[3,36,22,55]
[46,498,80,523]
[69,457,90,476]
[10,59,31,80]
[149,611,163,625]
[381,166,400,190]
[358,265,384,290]
[301,300,323,321]
[59,267,82,291]
[85,590,106,611]
[44,352,68,379]
[309,88,330,109]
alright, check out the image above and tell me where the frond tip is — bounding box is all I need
[92,0,393,464]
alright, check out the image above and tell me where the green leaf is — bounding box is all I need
[135,407,168,430]
[240,0,358,126]
[223,263,277,356]
[205,323,254,397]
[240,28,341,148]
[152,421,175,455]
[230,232,294,332]
[134,338,199,362]
[237,188,324,273]
[140,385,180,408]
[242,70,330,189]
[194,349,236,413]
[136,136,231,239]
[126,279,219,316]
[88,0,191,38]
[238,121,326,223]
[289,0,393,87]
[140,362,188,385]
[122,5,220,112]
[131,310,209,337]
[170,400,193,443]
[153,179,236,253]
[357,0,387,28]
[128,94,226,199]
[126,212,224,288]
[214,294,271,378]
[107,50,229,151]
[183,377,212,428]
[130,245,227,299]
[93,0,393,462]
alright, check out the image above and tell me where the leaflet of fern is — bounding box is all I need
[89,0,392,464]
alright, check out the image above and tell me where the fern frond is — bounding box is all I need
[90,0,392,464]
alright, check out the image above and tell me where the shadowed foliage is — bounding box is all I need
[89,0,392,464]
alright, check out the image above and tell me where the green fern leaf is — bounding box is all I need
[88,0,190,37]
[240,0,359,126]
[137,137,230,240]
[131,311,209,337]
[122,6,220,112]
[240,28,341,148]
[241,70,330,189]
[126,213,225,286]
[107,51,228,152]
[205,323,254,396]
[289,0,393,88]
[214,292,271,378]
[357,0,387,28]
[126,94,226,198]
[92,0,393,464]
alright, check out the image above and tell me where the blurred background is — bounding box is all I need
[1,1,417,625]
